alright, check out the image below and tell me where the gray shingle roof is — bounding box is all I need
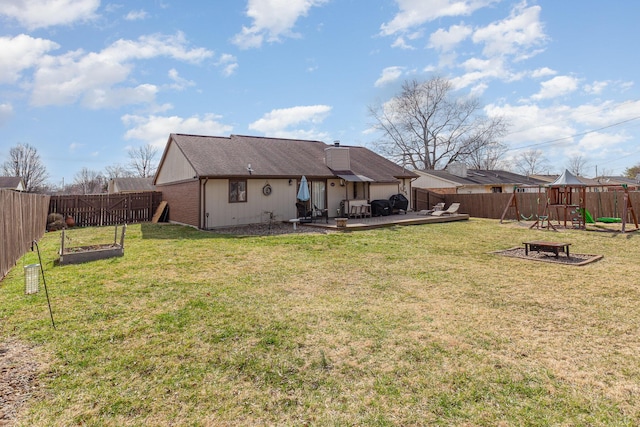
[111,177,155,192]
[0,176,23,189]
[422,169,546,186]
[167,134,417,183]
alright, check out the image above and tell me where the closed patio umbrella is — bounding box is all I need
[297,175,310,201]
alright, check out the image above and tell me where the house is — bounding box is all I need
[593,176,640,191]
[107,177,155,194]
[413,163,546,194]
[0,176,26,192]
[153,134,418,229]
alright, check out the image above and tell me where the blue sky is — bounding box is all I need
[1,0,640,186]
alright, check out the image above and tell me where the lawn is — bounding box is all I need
[1,219,639,426]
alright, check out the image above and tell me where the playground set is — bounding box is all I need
[500,170,639,233]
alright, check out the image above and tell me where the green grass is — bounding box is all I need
[2,219,640,426]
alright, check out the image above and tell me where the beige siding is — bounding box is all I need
[369,183,401,201]
[204,179,299,228]
[327,179,347,217]
[412,173,459,190]
[155,142,197,185]
[324,147,351,170]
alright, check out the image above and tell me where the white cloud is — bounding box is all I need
[232,0,329,49]
[30,32,213,107]
[450,56,507,89]
[124,9,148,21]
[429,24,472,52]
[531,67,556,79]
[391,36,414,50]
[381,0,497,36]
[531,75,579,100]
[82,84,158,109]
[249,105,332,138]
[0,102,13,126]
[0,0,99,30]
[68,142,83,152]
[167,68,195,90]
[0,34,59,84]
[583,80,608,95]
[122,113,234,147]
[576,131,631,157]
[486,102,575,145]
[216,53,239,77]
[472,3,546,59]
[375,66,404,87]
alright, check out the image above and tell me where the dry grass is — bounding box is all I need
[1,218,639,426]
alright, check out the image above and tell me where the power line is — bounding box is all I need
[508,115,640,152]
[504,99,640,137]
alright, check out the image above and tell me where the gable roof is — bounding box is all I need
[109,177,155,193]
[156,134,417,183]
[416,169,546,187]
[0,176,25,191]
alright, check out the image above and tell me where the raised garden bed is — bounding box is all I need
[58,224,126,265]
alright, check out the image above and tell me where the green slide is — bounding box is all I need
[579,208,595,224]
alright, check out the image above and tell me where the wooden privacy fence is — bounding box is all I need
[414,188,640,221]
[49,192,163,227]
[1,189,50,281]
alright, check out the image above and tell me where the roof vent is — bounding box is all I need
[334,140,340,147]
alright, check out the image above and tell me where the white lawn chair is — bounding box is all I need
[431,202,460,216]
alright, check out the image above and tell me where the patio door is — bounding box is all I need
[311,180,326,209]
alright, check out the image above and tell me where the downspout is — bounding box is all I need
[201,177,208,229]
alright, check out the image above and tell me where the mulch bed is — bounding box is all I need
[494,247,603,266]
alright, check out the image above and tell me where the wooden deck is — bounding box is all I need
[301,212,470,231]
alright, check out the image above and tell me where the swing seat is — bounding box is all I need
[596,217,621,223]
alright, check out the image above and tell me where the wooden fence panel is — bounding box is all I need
[48,192,163,227]
[0,190,50,281]
[427,189,640,221]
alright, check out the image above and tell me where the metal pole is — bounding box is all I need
[33,240,56,329]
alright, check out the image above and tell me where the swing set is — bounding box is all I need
[501,184,638,232]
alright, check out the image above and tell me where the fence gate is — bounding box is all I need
[49,192,162,227]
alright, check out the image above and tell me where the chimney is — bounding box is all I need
[446,162,468,178]
[325,143,350,170]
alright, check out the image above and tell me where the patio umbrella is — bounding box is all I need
[297,175,310,201]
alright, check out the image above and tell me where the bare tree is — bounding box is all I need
[1,143,49,192]
[368,77,508,170]
[514,149,550,176]
[566,154,590,177]
[466,140,509,170]
[128,144,159,178]
[73,167,106,194]
[105,164,134,180]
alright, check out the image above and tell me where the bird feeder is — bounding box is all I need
[24,264,40,294]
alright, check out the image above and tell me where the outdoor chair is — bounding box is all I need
[313,204,329,223]
[418,202,445,215]
[296,202,313,223]
[431,202,460,216]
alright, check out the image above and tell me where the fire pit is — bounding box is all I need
[58,224,126,265]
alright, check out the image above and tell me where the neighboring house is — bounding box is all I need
[0,176,26,192]
[594,176,640,191]
[413,163,546,194]
[107,177,155,194]
[153,134,418,229]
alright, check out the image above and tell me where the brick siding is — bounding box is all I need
[156,180,200,227]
